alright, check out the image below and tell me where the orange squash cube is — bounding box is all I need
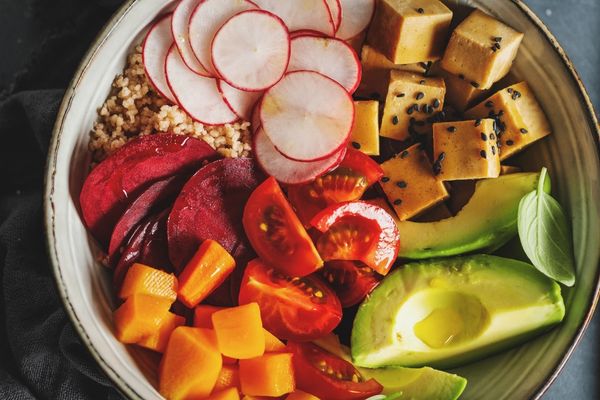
[193,305,225,328]
[178,240,236,308]
[239,353,295,397]
[137,312,185,353]
[159,327,222,400]
[113,294,173,344]
[207,387,240,400]
[264,329,286,352]
[212,303,265,359]
[214,364,241,392]
[119,263,177,301]
[287,391,321,400]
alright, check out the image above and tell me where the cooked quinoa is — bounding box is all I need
[89,45,252,162]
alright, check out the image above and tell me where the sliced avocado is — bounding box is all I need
[351,255,565,369]
[397,172,550,259]
[314,336,467,400]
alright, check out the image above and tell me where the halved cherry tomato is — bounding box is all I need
[288,149,384,226]
[243,177,323,277]
[238,259,342,341]
[287,341,383,400]
[311,201,400,276]
[320,261,381,308]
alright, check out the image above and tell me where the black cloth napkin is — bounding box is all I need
[0,0,125,398]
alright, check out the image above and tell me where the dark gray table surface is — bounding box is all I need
[0,0,597,399]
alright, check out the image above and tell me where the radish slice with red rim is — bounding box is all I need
[165,45,238,125]
[260,70,354,162]
[188,0,257,76]
[288,35,361,94]
[290,29,325,39]
[252,0,335,36]
[143,14,177,103]
[172,0,211,76]
[325,0,342,32]
[251,97,263,132]
[254,127,346,185]
[218,80,264,121]
[211,10,290,91]
[336,0,376,40]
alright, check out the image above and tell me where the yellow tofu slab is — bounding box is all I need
[350,101,380,155]
[500,165,522,175]
[436,67,489,111]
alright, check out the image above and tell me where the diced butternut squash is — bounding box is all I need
[207,388,240,400]
[441,9,524,89]
[380,71,446,141]
[137,312,185,353]
[118,263,177,301]
[239,353,295,397]
[214,364,241,392]
[264,329,286,352]
[350,101,380,156]
[193,305,225,329]
[367,0,453,64]
[159,327,222,400]
[178,240,236,308]
[379,144,449,220]
[212,303,265,359]
[433,119,501,180]
[113,294,173,344]
[287,390,321,400]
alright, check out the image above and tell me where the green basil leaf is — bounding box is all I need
[517,168,576,286]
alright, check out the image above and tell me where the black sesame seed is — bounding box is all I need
[447,126,457,133]
[491,46,498,52]
[485,100,494,108]
[520,128,528,134]
[351,141,361,149]
[438,152,446,161]
[481,132,488,141]
[474,119,482,127]
[493,36,503,42]
[488,110,496,118]
[392,115,399,125]
[494,42,501,50]
[507,88,514,94]
[396,92,406,98]
[471,81,480,88]
[512,91,522,100]
[419,79,426,85]
[506,140,515,146]
[480,150,487,159]
[407,105,415,115]
[396,181,407,188]
[498,110,505,117]
[432,99,441,108]
[491,146,496,155]
[416,92,425,100]
[458,74,465,80]
[417,7,424,14]
[490,133,496,140]
[393,199,403,205]
[400,150,409,159]
[381,176,390,183]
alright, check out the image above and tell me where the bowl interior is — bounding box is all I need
[45,0,600,399]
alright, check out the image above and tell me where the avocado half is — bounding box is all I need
[397,172,549,259]
[351,255,565,369]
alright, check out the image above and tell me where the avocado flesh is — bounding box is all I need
[397,172,550,259]
[314,336,467,400]
[351,255,565,369]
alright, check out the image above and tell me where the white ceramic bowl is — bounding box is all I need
[44,0,600,399]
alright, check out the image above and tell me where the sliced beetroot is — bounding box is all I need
[167,158,266,271]
[107,176,186,264]
[80,134,218,248]
[113,218,153,289]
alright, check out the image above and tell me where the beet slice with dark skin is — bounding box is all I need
[107,175,186,265]
[80,134,219,249]
[113,217,153,289]
[167,158,266,271]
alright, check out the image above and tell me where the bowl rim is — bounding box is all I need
[43,0,600,399]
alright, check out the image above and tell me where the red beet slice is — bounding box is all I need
[80,134,218,248]
[167,158,266,271]
[139,210,173,272]
[113,218,153,289]
[107,176,187,265]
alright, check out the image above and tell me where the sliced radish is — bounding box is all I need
[290,29,325,39]
[211,10,290,91]
[172,0,211,76]
[254,127,346,185]
[188,0,257,76]
[165,45,238,125]
[336,0,375,40]
[218,80,263,120]
[288,35,361,94]
[143,14,177,103]
[251,97,263,131]
[260,71,354,162]
[252,0,335,36]
[325,0,342,32]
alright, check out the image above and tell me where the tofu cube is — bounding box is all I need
[380,143,449,220]
[441,9,524,89]
[380,70,446,141]
[367,0,453,64]
[350,101,380,155]
[433,119,500,180]
[436,67,489,111]
[357,45,431,99]
[465,81,551,160]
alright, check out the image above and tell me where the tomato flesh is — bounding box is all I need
[243,177,323,277]
[287,341,383,400]
[311,201,400,276]
[288,149,384,226]
[238,259,342,341]
[321,261,381,308]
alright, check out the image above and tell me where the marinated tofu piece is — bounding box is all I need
[501,165,521,175]
[357,45,431,99]
[436,67,488,111]
[441,9,524,90]
[350,101,380,156]
[380,70,446,141]
[380,144,449,221]
[433,119,500,181]
[465,82,551,160]
[367,0,453,64]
